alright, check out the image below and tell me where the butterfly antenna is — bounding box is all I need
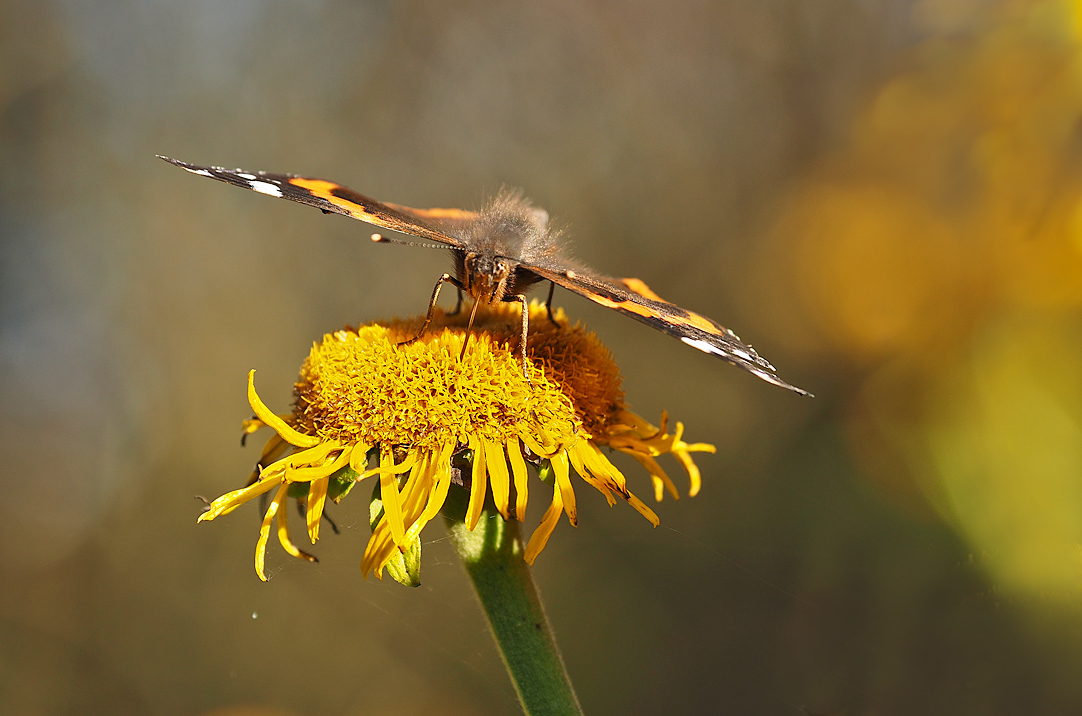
[460,299,482,361]
[370,233,447,250]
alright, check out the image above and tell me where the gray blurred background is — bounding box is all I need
[4,0,1082,714]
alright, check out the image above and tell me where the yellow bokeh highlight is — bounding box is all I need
[784,183,970,359]
[759,0,1082,596]
[927,314,1082,593]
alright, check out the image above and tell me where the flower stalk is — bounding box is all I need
[443,483,583,716]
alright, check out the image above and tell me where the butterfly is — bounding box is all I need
[159,156,809,395]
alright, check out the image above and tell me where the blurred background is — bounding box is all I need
[2,0,1082,713]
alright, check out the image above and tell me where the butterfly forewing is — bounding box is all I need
[529,266,810,395]
[158,156,467,248]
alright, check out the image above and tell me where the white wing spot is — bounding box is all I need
[681,336,725,357]
[237,173,256,180]
[249,180,283,198]
[184,167,214,178]
[731,347,753,362]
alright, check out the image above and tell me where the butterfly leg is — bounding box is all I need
[543,281,560,328]
[399,273,465,346]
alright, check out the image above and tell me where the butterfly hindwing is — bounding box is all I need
[158,156,468,248]
[383,203,481,230]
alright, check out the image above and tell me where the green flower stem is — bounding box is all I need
[443,487,584,716]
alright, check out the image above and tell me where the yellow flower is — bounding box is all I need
[200,301,715,581]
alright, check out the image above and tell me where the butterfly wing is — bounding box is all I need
[162,156,807,394]
[159,156,474,247]
[530,266,810,395]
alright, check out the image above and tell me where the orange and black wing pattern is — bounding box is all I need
[162,155,808,395]
[531,267,810,395]
[158,156,471,247]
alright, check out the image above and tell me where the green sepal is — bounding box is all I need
[325,445,379,504]
[328,465,360,503]
[369,481,421,587]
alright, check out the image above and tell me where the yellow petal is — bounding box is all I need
[605,434,661,457]
[466,434,489,531]
[609,409,662,439]
[247,370,319,448]
[306,476,330,543]
[244,433,291,487]
[625,491,660,526]
[650,410,670,438]
[378,446,406,547]
[507,436,529,520]
[397,449,433,529]
[484,438,512,520]
[419,442,455,524]
[255,484,288,581]
[567,445,616,505]
[367,452,442,581]
[551,450,577,526]
[277,492,317,562]
[259,441,341,483]
[581,442,628,491]
[242,414,291,437]
[672,448,702,497]
[520,430,557,459]
[357,450,418,480]
[621,449,679,501]
[199,474,283,522]
[361,516,396,579]
[288,447,349,483]
[524,476,564,564]
[242,418,266,436]
[349,442,373,473]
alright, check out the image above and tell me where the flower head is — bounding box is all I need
[200,302,715,581]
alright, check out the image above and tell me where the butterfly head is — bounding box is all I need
[463,251,514,303]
